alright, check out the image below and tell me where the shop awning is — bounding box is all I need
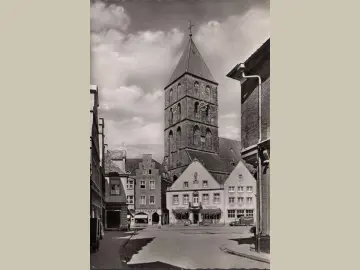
[135,214,148,219]
[172,209,189,215]
[200,208,222,215]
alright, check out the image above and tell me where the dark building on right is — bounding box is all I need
[227,38,270,250]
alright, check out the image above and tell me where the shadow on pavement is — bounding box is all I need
[120,237,155,263]
[127,261,269,270]
[229,237,270,254]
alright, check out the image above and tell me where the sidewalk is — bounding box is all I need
[220,241,270,264]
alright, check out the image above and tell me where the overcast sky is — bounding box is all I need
[91,0,270,162]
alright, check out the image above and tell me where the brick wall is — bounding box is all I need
[134,156,162,210]
[241,77,270,149]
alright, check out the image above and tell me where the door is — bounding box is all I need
[193,213,199,224]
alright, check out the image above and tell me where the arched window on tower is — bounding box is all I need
[193,125,201,146]
[177,103,181,121]
[168,130,173,154]
[176,126,182,149]
[177,83,182,98]
[194,102,199,118]
[205,106,210,121]
[168,130,174,168]
[169,108,173,125]
[205,128,212,150]
[205,86,211,101]
[169,88,173,104]
[194,82,200,96]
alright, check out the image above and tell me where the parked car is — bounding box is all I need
[199,220,211,226]
[229,218,243,226]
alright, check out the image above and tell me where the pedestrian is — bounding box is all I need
[127,219,131,231]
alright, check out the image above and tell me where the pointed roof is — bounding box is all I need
[168,37,217,86]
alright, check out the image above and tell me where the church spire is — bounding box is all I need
[188,20,194,38]
[166,22,217,86]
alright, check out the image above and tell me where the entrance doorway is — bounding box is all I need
[106,210,120,228]
[152,212,160,224]
[193,213,199,224]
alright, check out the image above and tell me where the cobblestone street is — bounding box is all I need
[91,226,270,269]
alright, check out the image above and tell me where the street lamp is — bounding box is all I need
[227,63,263,253]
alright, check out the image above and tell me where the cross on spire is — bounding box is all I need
[188,20,194,37]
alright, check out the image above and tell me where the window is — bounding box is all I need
[213,193,220,203]
[127,195,134,204]
[229,197,235,204]
[228,209,235,218]
[149,180,155,190]
[246,209,254,217]
[247,197,253,204]
[193,125,201,146]
[173,195,179,205]
[194,102,199,117]
[149,196,155,204]
[238,186,244,192]
[140,195,146,205]
[202,180,208,188]
[238,174,243,181]
[127,180,134,190]
[202,193,209,204]
[169,88,173,103]
[247,186,253,192]
[183,194,189,205]
[228,186,235,192]
[238,197,244,204]
[237,209,245,217]
[170,108,173,124]
[149,169,152,175]
[140,180,146,189]
[205,129,212,149]
[110,180,120,195]
[193,172,199,184]
[183,181,189,188]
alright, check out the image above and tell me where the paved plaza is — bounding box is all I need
[126,225,270,269]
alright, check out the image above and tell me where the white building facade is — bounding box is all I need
[166,159,225,225]
[223,160,257,225]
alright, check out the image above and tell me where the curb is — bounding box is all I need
[219,244,270,264]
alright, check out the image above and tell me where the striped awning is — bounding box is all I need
[200,208,222,215]
[172,209,189,215]
[135,214,148,219]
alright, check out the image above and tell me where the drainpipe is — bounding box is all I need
[240,71,262,252]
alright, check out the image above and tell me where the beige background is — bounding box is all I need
[1,0,360,269]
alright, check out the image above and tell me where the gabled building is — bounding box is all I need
[126,154,168,225]
[90,85,104,220]
[104,150,128,230]
[166,159,225,225]
[163,32,242,187]
[224,160,257,224]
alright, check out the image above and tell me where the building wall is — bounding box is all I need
[224,161,257,224]
[164,74,220,181]
[167,189,225,224]
[105,176,127,204]
[134,154,162,224]
[121,176,135,210]
[166,160,225,224]
[241,76,270,149]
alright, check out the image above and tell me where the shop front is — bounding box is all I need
[200,208,222,224]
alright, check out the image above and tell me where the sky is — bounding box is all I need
[90,0,270,162]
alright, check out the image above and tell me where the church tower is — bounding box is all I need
[163,29,219,182]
